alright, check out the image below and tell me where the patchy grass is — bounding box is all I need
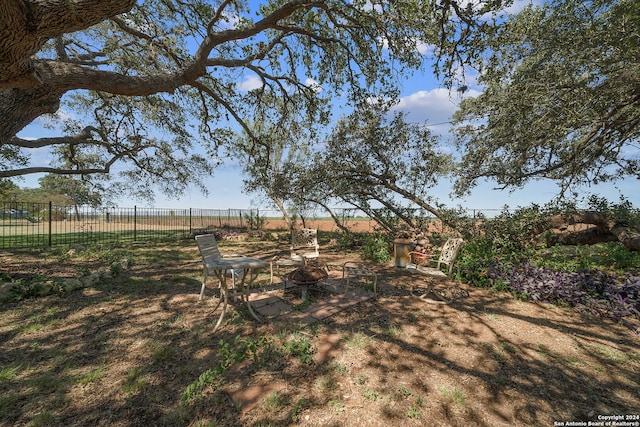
[0,238,639,426]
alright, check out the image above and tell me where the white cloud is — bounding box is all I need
[392,88,457,125]
[305,78,322,93]
[236,74,263,92]
[391,87,481,135]
[502,0,541,15]
[33,108,74,128]
[415,40,433,55]
[479,0,540,19]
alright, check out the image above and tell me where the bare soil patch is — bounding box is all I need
[1,238,638,427]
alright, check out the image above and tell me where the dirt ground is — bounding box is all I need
[0,238,639,427]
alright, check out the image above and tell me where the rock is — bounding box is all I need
[82,272,103,288]
[37,280,54,296]
[63,278,84,292]
[0,282,18,300]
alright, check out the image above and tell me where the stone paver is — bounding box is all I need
[244,278,374,323]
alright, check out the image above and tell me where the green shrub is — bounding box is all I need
[360,233,391,263]
[283,335,316,364]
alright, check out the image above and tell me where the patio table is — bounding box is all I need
[203,257,269,330]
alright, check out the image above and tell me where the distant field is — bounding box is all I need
[0,215,450,249]
[263,217,376,232]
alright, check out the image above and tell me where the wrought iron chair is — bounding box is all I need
[406,238,466,302]
[270,228,320,284]
[342,261,378,298]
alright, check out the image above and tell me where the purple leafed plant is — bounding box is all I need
[493,262,640,331]
[213,230,240,240]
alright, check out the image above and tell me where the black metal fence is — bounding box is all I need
[1,201,507,250]
[0,202,260,249]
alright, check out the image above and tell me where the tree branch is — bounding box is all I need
[0,0,135,89]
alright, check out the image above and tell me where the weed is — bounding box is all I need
[263,391,286,411]
[489,281,511,293]
[500,343,516,354]
[484,343,508,364]
[537,344,554,359]
[316,374,337,393]
[397,385,412,398]
[0,364,22,381]
[29,411,54,427]
[407,405,421,419]
[182,369,216,403]
[439,385,466,405]
[485,312,500,321]
[363,389,380,401]
[19,316,44,334]
[330,362,348,374]
[354,374,368,385]
[328,399,344,414]
[344,332,371,349]
[360,233,391,263]
[182,335,272,403]
[586,344,636,366]
[0,394,20,418]
[493,375,508,385]
[152,345,177,363]
[28,372,65,394]
[123,367,148,394]
[283,335,316,364]
[386,324,402,338]
[77,366,107,385]
[189,419,217,427]
[291,397,307,422]
[565,355,587,366]
[291,297,312,311]
[168,314,188,328]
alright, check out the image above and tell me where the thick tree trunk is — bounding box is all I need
[611,225,640,251]
[545,210,639,251]
[0,0,135,89]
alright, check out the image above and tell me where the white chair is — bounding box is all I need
[270,228,320,283]
[195,233,246,300]
[407,238,465,301]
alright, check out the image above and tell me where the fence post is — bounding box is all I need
[189,208,192,235]
[134,206,137,241]
[48,201,52,247]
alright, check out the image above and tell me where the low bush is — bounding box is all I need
[458,233,640,332]
[360,233,391,263]
[461,257,640,331]
[501,262,639,324]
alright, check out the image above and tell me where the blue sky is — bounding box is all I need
[18,79,638,213]
[14,0,640,212]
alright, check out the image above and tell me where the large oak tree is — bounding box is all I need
[1,0,496,198]
[452,0,640,194]
[451,0,640,249]
[282,105,458,233]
